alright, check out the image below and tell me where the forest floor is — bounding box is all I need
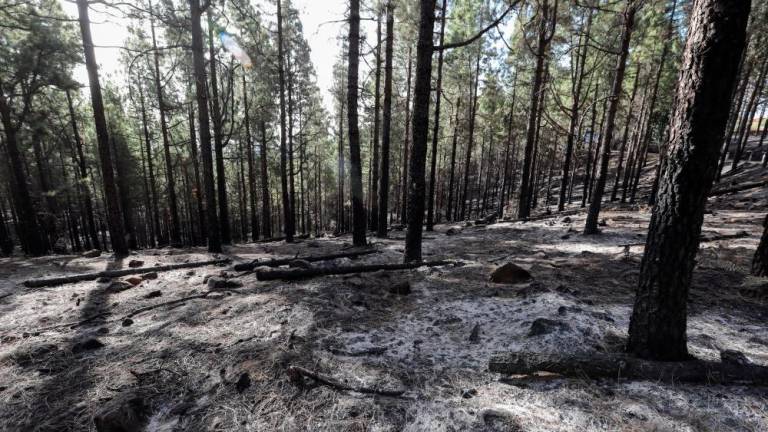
[1,166,768,431]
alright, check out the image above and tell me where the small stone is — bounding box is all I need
[489,263,532,284]
[461,388,478,399]
[144,290,162,299]
[142,272,158,280]
[389,281,411,295]
[82,249,102,258]
[207,277,243,290]
[288,259,312,269]
[106,281,133,292]
[528,318,571,337]
[561,216,572,224]
[128,260,144,268]
[557,306,567,316]
[72,338,105,354]
[446,227,462,236]
[122,318,134,327]
[598,219,608,227]
[125,276,143,286]
[186,270,195,276]
[235,372,251,393]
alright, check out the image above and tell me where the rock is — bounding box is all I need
[128,260,144,268]
[598,219,607,227]
[96,277,112,283]
[389,281,411,295]
[481,408,524,432]
[106,281,133,292]
[561,216,572,224]
[461,388,478,399]
[125,276,143,286]
[142,272,158,280]
[557,306,567,316]
[489,263,532,284]
[528,318,571,337]
[720,350,752,366]
[144,290,162,299]
[235,372,251,393]
[207,277,243,290]
[82,249,102,258]
[94,393,150,432]
[122,318,134,327]
[288,259,312,269]
[72,338,105,354]
[469,323,481,343]
[446,227,462,236]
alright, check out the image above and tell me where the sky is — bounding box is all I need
[58,0,352,111]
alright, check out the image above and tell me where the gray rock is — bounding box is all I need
[127,260,144,268]
[144,290,162,299]
[142,272,158,280]
[461,388,478,399]
[207,277,243,290]
[106,281,133,292]
[528,318,571,337]
[82,249,102,258]
[489,263,532,284]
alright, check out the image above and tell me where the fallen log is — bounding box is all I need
[620,231,749,248]
[708,179,768,197]
[489,352,768,385]
[253,233,310,243]
[287,365,405,396]
[23,258,230,288]
[256,260,453,281]
[233,249,378,271]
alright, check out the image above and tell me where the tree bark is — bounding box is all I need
[347,0,367,246]
[627,0,750,361]
[426,0,448,231]
[369,11,383,231]
[208,11,231,245]
[403,0,437,262]
[400,49,413,225]
[190,0,221,253]
[377,1,395,238]
[752,215,768,276]
[76,0,127,257]
[276,0,294,242]
[584,2,636,234]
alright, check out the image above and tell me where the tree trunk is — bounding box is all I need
[426,0,448,231]
[66,89,100,250]
[242,74,259,241]
[259,120,272,238]
[752,215,768,276]
[276,0,293,242]
[446,98,461,222]
[150,0,181,246]
[208,12,231,245]
[377,1,395,238]
[612,64,641,201]
[518,0,553,219]
[187,102,206,244]
[369,11,383,231]
[403,0,437,262]
[346,0,367,246]
[400,49,413,225]
[584,2,636,235]
[627,0,749,361]
[76,0,127,257]
[460,55,480,221]
[190,0,221,253]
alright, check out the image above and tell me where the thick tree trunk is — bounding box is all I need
[369,12,382,231]
[426,0,448,231]
[446,98,461,222]
[376,1,395,238]
[403,0,437,262]
[752,214,768,276]
[611,64,641,202]
[190,0,221,253]
[400,49,413,225]
[347,0,367,246]
[627,0,749,361]
[584,3,636,234]
[242,74,259,241]
[76,0,127,257]
[187,103,206,244]
[259,121,272,238]
[460,56,480,221]
[138,85,162,247]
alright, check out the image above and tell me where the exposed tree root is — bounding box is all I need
[286,365,405,396]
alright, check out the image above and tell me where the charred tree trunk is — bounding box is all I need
[190,0,221,253]
[403,0,437,262]
[426,0,448,231]
[627,0,749,361]
[377,1,395,238]
[242,74,259,241]
[276,0,293,242]
[370,11,382,231]
[208,12,231,245]
[259,120,272,238]
[187,103,206,244]
[347,0,367,246]
[611,64,641,202]
[460,55,480,221]
[584,2,636,234]
[446,98,460,222]
[752,214,768,276]
[76,0,127,256]
[400,49,413,225]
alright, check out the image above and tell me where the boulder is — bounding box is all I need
[106,281,133,292]
[142,272,158,280]
[125,276,143,286]
[122,318,134,327]
[144,290,162,299]
[127,260,144,268]
[207,277,243,290]
[489,263,532,284]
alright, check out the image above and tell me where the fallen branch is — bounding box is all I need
[253,233,310,243]
[256,260,453,281]
[286,365,405,396]
[620,231,749,248]
[709,179,768,197]
[23,258,230,288]
[489,352,768,385]
[233,249,378,271]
